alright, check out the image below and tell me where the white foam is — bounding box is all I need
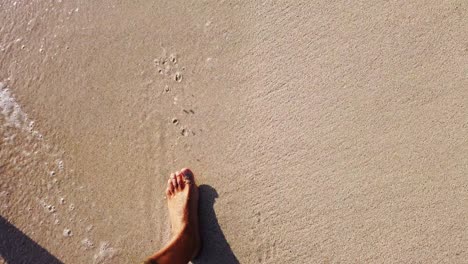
[81,238,94,250]
[0,82,42,138]
[93,242,117,263]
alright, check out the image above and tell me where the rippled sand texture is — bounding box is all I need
[1,0,468,263]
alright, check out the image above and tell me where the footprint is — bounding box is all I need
[181,128,189,137]
[182,109,195,114]
[153,52,184,82]
[170,115,196,137]
[174,72,182,82]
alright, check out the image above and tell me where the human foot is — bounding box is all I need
[144,169,200,264]
[165,168,200,259]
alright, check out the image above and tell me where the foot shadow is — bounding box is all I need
[192,185,239,264]
[0,215,63,264]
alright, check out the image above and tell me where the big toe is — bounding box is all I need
[180,168,195,185]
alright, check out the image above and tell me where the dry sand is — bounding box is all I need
[1,0,468,263]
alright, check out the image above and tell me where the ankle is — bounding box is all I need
[147,227,200,264]
[171,221,189,236]
[173,225,200,258]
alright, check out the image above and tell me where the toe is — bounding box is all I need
[165,187,171,197]
[167,179,174,194]
[170,173,178,190]
[176,173,185,190]
[181,168,195,185]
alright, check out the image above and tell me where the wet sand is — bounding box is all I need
[1,0,468,263]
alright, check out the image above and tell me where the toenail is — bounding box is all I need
[184,179,192,185]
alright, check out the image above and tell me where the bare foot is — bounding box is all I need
[165,168,200,259]
[144,168,200,264]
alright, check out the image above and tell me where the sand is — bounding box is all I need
[1,0,467,263]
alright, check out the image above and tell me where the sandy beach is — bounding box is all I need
[1,0,467,263]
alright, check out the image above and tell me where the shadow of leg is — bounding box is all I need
[192,185,239,264]
[0,215,63,264]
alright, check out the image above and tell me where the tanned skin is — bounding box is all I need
[143,168,200,264]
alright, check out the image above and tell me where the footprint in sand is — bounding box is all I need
[153,52,184,83]
[171,109,196,137]
[171,119,190,137]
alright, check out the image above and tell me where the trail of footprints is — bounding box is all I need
[153,50,197,137]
